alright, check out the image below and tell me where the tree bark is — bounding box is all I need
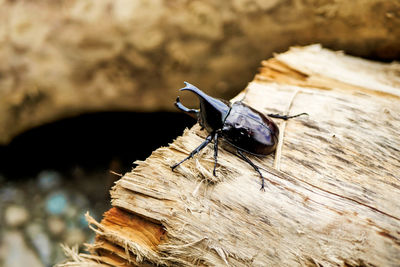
[2,0,400,144]
[58,45,400,267]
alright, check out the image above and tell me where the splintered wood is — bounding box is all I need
[60,45,400,267]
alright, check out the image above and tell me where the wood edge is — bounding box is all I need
[259,52,400,100]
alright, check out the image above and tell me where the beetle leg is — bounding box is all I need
[213,132,219,176]
[267,112,308,120]
[175,96,199,119]
[236,149,266,191]
[171,134,214,171]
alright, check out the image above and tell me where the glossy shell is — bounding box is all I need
[175,82,279,156]
[221,102,279,156]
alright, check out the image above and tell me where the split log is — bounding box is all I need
[59,45,400,267]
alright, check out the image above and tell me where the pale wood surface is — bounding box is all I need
[59,45,400,267]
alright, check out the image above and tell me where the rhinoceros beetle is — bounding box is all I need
[171,82,307,190]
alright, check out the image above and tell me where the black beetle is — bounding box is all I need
[171,82,307,190]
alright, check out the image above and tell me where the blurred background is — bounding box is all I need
[0,0,399,266]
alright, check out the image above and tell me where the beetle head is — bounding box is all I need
[179,82,231,132]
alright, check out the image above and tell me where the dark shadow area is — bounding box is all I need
[0,112,195,265]
[0,111,195,178]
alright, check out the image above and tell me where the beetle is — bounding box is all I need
[171,82,307,190]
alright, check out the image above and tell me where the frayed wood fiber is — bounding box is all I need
[60,45,400,267]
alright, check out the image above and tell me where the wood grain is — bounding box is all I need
[60,45,400,267]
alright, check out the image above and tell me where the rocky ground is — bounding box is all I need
[0,169,116,267]
[1,0,399,145]
[0,111,194,267]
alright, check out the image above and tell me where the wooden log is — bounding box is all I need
[58,45,400,267]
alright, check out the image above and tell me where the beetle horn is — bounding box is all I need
[179,82,231,121]
[174,96,199,119]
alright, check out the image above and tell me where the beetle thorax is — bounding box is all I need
[198,102,231,133]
